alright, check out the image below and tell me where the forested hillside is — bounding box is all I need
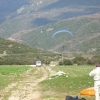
[0,38,58,65]
[0,0,100,38]
[0,0,100,55]
[20,14,100,54]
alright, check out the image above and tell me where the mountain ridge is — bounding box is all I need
[0,0,100,54]
[20,14,100,54]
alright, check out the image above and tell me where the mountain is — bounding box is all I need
[0,0,29,24]
[0,0,100,54]
[19,14,100,55]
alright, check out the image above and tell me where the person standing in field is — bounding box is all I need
[89,64,100,100]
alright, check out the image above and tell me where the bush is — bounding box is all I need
[90,56,100,64]
[72,56,88,65]
[59,59,73,65]
[63,59,73,65]
[59,61,63,65]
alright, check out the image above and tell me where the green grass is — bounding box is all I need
[40,65,95,100]
[0,65,31,89]
[0,65,95,100]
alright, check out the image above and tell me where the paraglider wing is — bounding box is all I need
[52,30,73,38]
[80,87,95,96]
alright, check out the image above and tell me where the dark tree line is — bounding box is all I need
[59,55,100,65]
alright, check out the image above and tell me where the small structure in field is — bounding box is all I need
[36,61,42,67]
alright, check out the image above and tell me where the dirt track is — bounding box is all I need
[0,66,95,100]
[0,67,48,100]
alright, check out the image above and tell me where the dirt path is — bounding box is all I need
[1,67,48,100]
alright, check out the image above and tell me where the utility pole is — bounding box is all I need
[62,46,64,64]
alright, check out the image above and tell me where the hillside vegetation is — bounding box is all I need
[20,14,100,54]
[0,0,100,38]
[0,38,58,65]
[0,0,100,55]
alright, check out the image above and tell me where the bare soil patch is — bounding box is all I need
[0,67,48,100]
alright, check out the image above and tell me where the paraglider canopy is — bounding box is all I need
[80,87,95,96]
[52,30,73,38]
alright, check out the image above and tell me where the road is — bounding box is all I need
[0,67,48,100]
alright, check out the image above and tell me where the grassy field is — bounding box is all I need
[40,65,95,100]
[0,65,31,89]
[0,65,95,100]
